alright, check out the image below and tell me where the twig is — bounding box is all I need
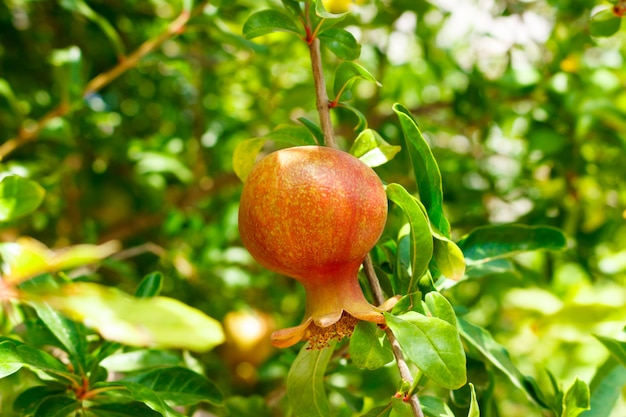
[308,35,336,148]
[364,257,424,417]
[0,1,208,161]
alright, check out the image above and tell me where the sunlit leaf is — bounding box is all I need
[390,397,412,417]
[37,282,225,352]
[432,233,466,280]
[349,129,401,167]
[0,238,119,285]
[386,183,433,293]
[49,46,83,104]
[392,103,450,237]
[424,291,456,327]
[468,383,480,417]
[589,9,622,37]
[562,378,590,417]
[595,335,626,367]
[122,366,223,406]
[319,27,360,60]
[385,312,466,389]
[583,357,626,417]
[420,395,455,417]
[134,151,194,183]
[100,350,182,373]
[0,175,45,222]
[243,10,301,39]
[349,321,393,370]
[0,340,77,383]
[458,224,567,265]
[287,343,334,417]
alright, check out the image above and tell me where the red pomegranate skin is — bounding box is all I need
[238,146,388,348]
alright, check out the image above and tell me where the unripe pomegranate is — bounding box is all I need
[238,146,388,349]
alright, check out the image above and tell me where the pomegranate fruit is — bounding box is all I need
[238,145,388,349]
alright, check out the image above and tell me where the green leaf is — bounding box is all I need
[33,395,80,417]
[458,224,567,266]
[562,378,590,417]
[349,321,394,370]
[233,138,267,182]
[333,61,381,102]
[432,233,466,280]
[361,404,392,417]
[385,312,466,389]
[243,10,301,39]
[13,385,65,415]
[0,175,45,221]
[319,27,361,60]
[420,396,455,417]
[233,125,316,181]
[30,302,87,373]
[0,238,119,285]
[0,340,77,383]
[287,343,334,417]
[582,357,626,417]
[297,116,324,144]
[589,9,622,37]
[386,183,433,293]
[390,397,413,417]
[122,366,223,406]
[134,272,163,298]
[96,381,185,417]
[349,129,401,168]
[335,102,369,131]
[424,292,457,327]
[100,350,182,373]
[281,0,303,16]
[86,402,162,417]
[37,282,225,352]
[594,335,626,367]
[134,151,194,183]
[458,318,538,402]
[392,103,450,237]
[225,395,272,417]
[468,383,480,417]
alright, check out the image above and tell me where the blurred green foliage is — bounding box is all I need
[0,0,625,416]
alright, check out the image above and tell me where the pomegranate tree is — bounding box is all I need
[238,145,388,349]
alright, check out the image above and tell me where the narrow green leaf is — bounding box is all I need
[336,102,369,131]
[100,350,182,373]
[458,318,540,403]
[33,395,80,417]
[594,335,626,367]
[0,78,21,117]
[333,61,381,101]
[424,292,457,327]
[589,9,622,37]
[0,238,119,285]
[349,321,394,370]
[468,383,480,417]
[38,282,225,352]
[281,0,302,16]
[0,340,77,383]
[13,385,65,416]
[582,357,626,417]
[30,302,87,372]
[134,272,163,298]
[0,175,45,221]
[562,378,590,417]
[349,129,401,168]
[86,402,162,417]
[392,103,450,237]
[297,116,324,144]
[287,343,334,417]
[458,224,567,265]
[319,27,361,60]
[386,183,433,293]
[96,381,185,417]
[50,46,83,103]
[122,366,223,406]
[420,396,455,417]
[60,0,125,56]
[243,10,301,39]
[385,312,466,389]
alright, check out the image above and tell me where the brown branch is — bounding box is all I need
[364,255,424,417]
[0,1,208,161]
[308,37,336,148]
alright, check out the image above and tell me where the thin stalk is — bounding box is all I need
[0,1,208,161]
[364,255,424,417]
[308,37,336,148]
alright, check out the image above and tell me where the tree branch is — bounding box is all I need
[308,37,336,148]
[0,1,208,161]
